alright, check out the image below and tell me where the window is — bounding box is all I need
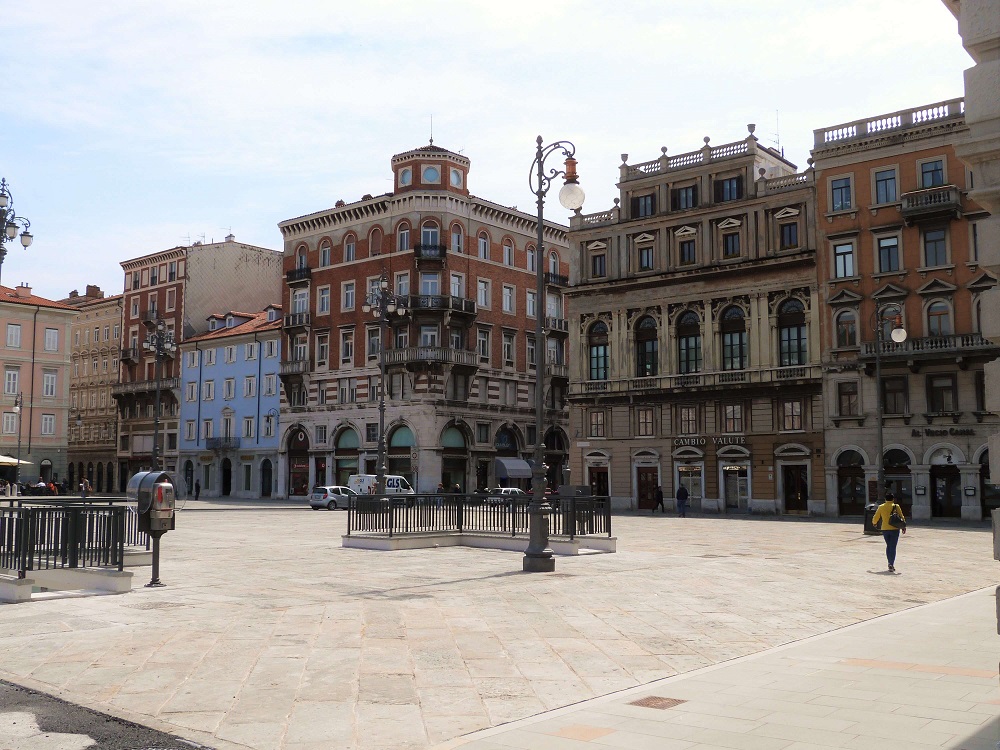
[477,329,490,361]
[203,380,215,401]
[202,420,213,439]
[394,327,409,348]
[263,414,275,438]
[722,232,740,259]
[41,414,55,435]
[42,327,59,351]
[6,324,20,348]
[316,424,327,444]
[318,287,330,315]
[205,349,217,365]
[2,413,14,434]
[715,176,742,202]
[450,273,464,298]
[168,261,177,281]
[243,464,252,492]
[265,339,277,358]
[831,177,852,211]
[395,272,410,296]
[186,381,197,401]
[4,368,19,395]
[780,223,798,250]
[344,236,356,262]
[527,336,536,367]
[503,241,514,266]
[778,299,807,366]
[369,227,382,256]
[677,312,702,374]
[243,417,255,439]
[635,316,658,377]
[923,228,947,267]
[720,306,747,370]
[927,301,951,336]
[588,322,609,380]
[591,253,606,277]
[877,236,900,273]
[526,291,537,318]
[549,251,559,275]
[396,225,410,252]
[634,193,655,217]
[502,285,514,313]
[589,410,605,437]
[450,327,463,350]
[224,345,236,364]
[339,378,357,403]
[244,376,257,397]
[502,332,514,365]
[319,242,331,267]
[638,244,654,271]
[921,159,945,188]
[875,169,897,204]
[476,423,489,444]
[724,404,743,433]
[342,282,355,310]
[835,310,857,347]
[838,381,859,416]
[672,185,697,210]
[187,351,199,368]
[367,328,381,358]
[264,373,276,396]
[478,232,489,259]
[637,407,654,436]
[420,272,440,295]
[477,279,490,307]
[42,370,56,397]
[834,243,855,278]
[419,325,439,347]
[781,400,803,430]
[679,239,696,266]
[927,374,956,412]
[149,266,158,285]
[185,421,196,440]
[451,226,463,253]
[680,405,698,434]
[224,378,236,400]
[341,330,354,365]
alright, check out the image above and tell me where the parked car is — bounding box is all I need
[486,487,527,505]
[309,485,356,510]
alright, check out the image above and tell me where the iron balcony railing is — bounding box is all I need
[861,333,997,358]
[347,494,612,540]
[544,272,569,287]
[283,312,311,329]
[382,347,479,367]
[413,243,447,260]
[286,267,312,283]
[406,294,477,314]
[111,377,180,396]
[570,364,822,395]
[206,437,241,451]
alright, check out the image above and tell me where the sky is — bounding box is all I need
[0,0,972,303]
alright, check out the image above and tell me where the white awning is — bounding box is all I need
[494,457,532,479]
[0,455,31,466]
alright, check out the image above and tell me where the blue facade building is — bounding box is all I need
[178,306,283,498]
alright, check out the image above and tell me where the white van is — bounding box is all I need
[348,474,415,496]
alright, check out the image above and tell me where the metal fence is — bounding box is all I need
[5,498,149,550]
[0,504,128,579]
[347,494,612,539]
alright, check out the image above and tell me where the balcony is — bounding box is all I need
[382,347,479,370]
[568,365,823,397]
[111,377,180,397]
[900,185,962,225]
[546,362,569,380]
[140,311,159,327]
[413,243,447,266]
[280,359,310,376]
[286,267,312,284]
[544,272,569,287]
[545,316,569,335]
[207,436,241,451]
[407,295,477,317]
[861,333,999,370]
[121,347,139,363]
[283,312,311,329]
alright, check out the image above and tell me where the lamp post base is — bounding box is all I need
[522,506,555,572]
[522,553,555,573]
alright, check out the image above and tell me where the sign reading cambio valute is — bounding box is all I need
[672,436,747,447]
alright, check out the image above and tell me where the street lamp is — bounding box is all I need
[872,301,907,504]
[362,273,407,495]
[12,393,23,494]
[0,179,34,287]
[141,319,177,471]
[524,136,585,574]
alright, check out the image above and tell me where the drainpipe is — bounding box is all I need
[27,305,39,456]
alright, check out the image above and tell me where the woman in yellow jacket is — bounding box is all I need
[872,492,906,572]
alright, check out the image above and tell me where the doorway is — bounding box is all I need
[588,466,609,496]
[221,458,232,497]
[931,465,962,517]
[261,459,273,497]
[636,467,658,509]
[782,464,809,513]
[722,465,748,511]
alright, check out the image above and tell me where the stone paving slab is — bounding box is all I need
[0,502,997,749]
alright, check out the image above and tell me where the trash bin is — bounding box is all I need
[863,502,880,535]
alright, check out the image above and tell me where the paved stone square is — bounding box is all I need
[0,502,997,749]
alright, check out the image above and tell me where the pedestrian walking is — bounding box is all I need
[652,486,665,513]
[80,478,90,499]
[194,480,201,502]
[676,484,690,518]
[872,491,906,572]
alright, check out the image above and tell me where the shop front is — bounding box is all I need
[286,427,310,496]
[441,425,469,492]
[333,427,360,486]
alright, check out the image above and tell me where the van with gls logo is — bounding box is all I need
[348,474,415,496]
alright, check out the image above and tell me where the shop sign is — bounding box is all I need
[912,427,974,437]
[672,435,746,447]
[239,455,254,462]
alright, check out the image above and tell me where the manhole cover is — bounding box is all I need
[628,696,685,710]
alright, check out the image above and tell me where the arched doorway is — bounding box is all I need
[334,428,360,485]
[836,450,866,516]
[40,459,52,483]
[883,449,912,518]
[543,428,568,490]
[68,463,76,491]
[184,460,194,497]
[221,458,232,497]
[441,425,468,492]
[287,428,310,496]
[86,462,94,487]
[95,464,103,492]
[387,425,415,485]
[261,459,273,497]
[927,446,963,517]
[586,450,611,497]
[493,426,526,490]
[106,463,114,495]
[633,449,659,510]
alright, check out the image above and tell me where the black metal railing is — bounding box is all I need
[347,494,611,540]
[286,267,313,283]
[0,503,129,579]
[413,243,447,260]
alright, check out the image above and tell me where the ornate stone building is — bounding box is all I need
[276,142,570,495]
[566,129,822,513]
[813,98,998,520]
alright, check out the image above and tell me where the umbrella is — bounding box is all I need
[0,455,32,466]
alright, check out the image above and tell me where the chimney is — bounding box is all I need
[225,233,235,242]
[68,290,80,299]
[15,284,31,298]
[85,284,104,298]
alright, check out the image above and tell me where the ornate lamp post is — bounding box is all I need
[362,273,407,495]
[12,393,23,494]
[0,179,34,287]
[872,301,907,503]
[141,319,177,471]
[524,136,585,573]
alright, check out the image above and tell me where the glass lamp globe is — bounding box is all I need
[890,326,908,344]
[5,224,16,240]
[20,232,32,248]
[558,182,585,211]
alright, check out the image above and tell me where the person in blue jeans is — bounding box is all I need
[872,491,906,572]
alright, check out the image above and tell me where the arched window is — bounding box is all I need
[778,299,807,366]
[369,227,383,256]
[635,316,658,377]
[451,224,464,253]
[296,246,308,269]
[526,245,537,273]
[503,240,514,266]
[835,310,857,347]
[677,311,702,374]
[549,251,559,275]
[720,306,747,370]
[421,222,439,247]
[478,232,489,260]
[318,240,332,267]
[836,449,866,515]
[588,321,609,381]
[396,222,410,252]
[344,234,356,262]
[927,300,951,336]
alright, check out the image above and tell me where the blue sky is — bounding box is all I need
[0,0,971,302]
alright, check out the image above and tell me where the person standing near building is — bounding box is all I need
[872,491,906,573]
[194,480,201,502]
[652,486,665,514]
[676,484,690,518]
[80,478,90,499]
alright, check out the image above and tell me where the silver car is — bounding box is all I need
[309,485,356,510]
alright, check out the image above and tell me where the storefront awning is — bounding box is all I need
[495,457,532,479]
